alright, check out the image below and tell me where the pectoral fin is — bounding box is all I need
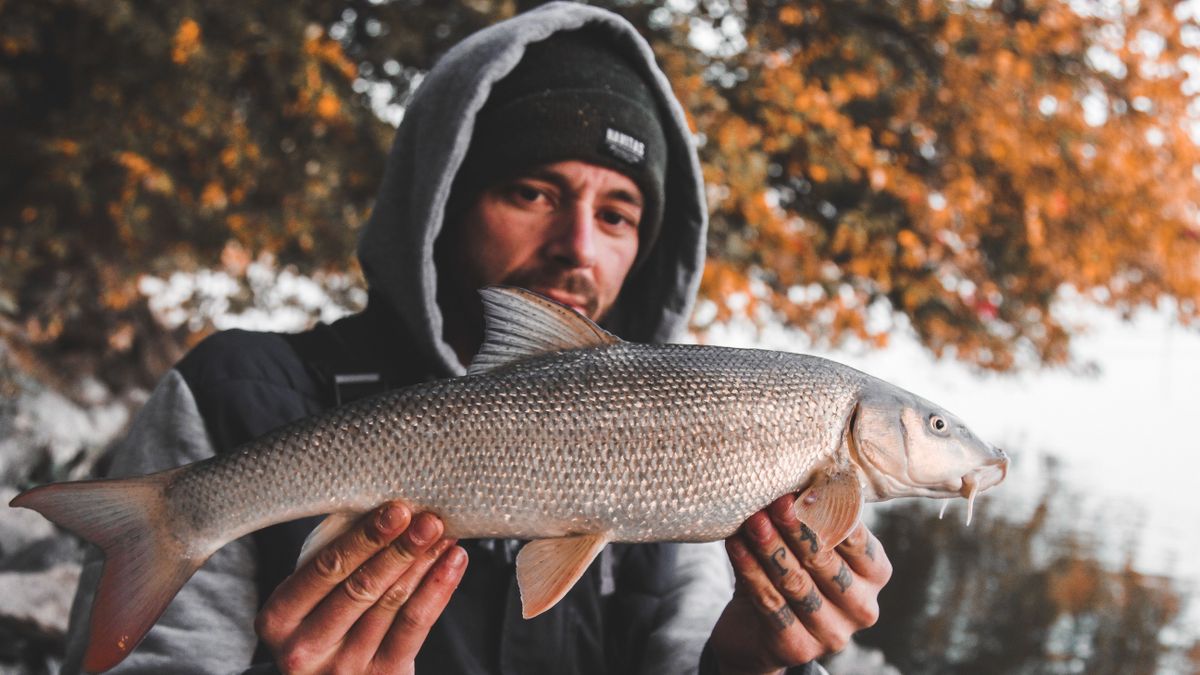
[793,469,864,552]
[515,533,610,619]
[297,511,363,570]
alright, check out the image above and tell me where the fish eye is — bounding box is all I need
[929,415,948,434]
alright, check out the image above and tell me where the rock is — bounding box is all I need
[0,487,55,558]
[0,535,83,573]
[0,563,81,643]
[0,341,131,486]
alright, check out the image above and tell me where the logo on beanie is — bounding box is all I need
[603,128,646,165]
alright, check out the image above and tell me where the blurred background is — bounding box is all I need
[2,0,1199,672]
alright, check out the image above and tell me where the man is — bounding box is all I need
[64,4,890,673]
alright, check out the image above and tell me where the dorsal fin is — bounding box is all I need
[467,286,620,375]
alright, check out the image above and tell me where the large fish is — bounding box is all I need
[11,286,1008,671]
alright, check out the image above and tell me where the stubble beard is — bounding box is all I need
[501,268,602,321]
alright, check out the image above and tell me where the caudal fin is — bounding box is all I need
[9,468,205,672]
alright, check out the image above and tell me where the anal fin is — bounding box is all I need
[794,469,864,552]
[296,511,363,570]
[515,533,610,619]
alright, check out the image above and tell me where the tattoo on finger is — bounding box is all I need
[769,547,789,575]
[767,604,796,631]
[799,523,819,555]
[795,589,823,614]
[865,537,877,561]
[833,562,853,593]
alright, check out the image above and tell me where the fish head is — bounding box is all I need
[849,384,1008,504]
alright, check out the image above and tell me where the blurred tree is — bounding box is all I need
[3,0,1200,396]
[659,0,1200,370]
[0,0,508,394]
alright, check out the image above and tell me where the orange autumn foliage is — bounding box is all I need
[657,0,1200,369]
[3,0,1200,394]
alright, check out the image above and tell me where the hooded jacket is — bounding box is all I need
[60,4,778,674]
[357,1,708,372]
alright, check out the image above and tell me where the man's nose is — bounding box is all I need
[547,202,596,267]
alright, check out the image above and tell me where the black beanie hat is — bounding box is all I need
[453,29,669,261]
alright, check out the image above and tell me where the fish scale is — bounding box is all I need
[10,286,1008,671]
[162,342,862,550]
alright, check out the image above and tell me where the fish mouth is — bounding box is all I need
[956,450,1009,526]
[959,453,1008,497]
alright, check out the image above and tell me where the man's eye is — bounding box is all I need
[514,185,543,202]
[599,210,636,228]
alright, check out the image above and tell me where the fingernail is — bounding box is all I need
[445,546,467,570]
[774,496,800,523]
[378,503,407,532]
[746,514,772,543]
[410,513,441,544]
[725,537,751,561]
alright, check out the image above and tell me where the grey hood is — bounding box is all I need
[357,1,708,377]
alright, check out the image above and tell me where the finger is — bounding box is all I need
[292,512,444,649]
[341,536,457,655]
[371,545,468,667]
[724,536,822,655]
[766,500,880,628]
[740,511,856,647]
[260,503,412,639]
[835,523,893,584]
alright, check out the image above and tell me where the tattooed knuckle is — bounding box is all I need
[768,547,790,574]
[765,603,796,631]
[791,589,823,615]
[796,523,821,556]
[832,563,854,593]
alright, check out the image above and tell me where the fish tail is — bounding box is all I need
[9,467,204,672]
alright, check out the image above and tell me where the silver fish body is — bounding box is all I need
[10,287,1008,671]
[174,342,866,549]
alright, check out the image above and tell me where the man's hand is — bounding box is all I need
[255,502,467,675]
[709,494,892,675]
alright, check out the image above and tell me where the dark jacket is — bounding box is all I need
[187,306,710,674]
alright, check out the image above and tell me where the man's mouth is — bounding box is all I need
[537,289,590,317]
[500,269,601,319]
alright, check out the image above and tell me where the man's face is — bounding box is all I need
[451,160,643,321]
